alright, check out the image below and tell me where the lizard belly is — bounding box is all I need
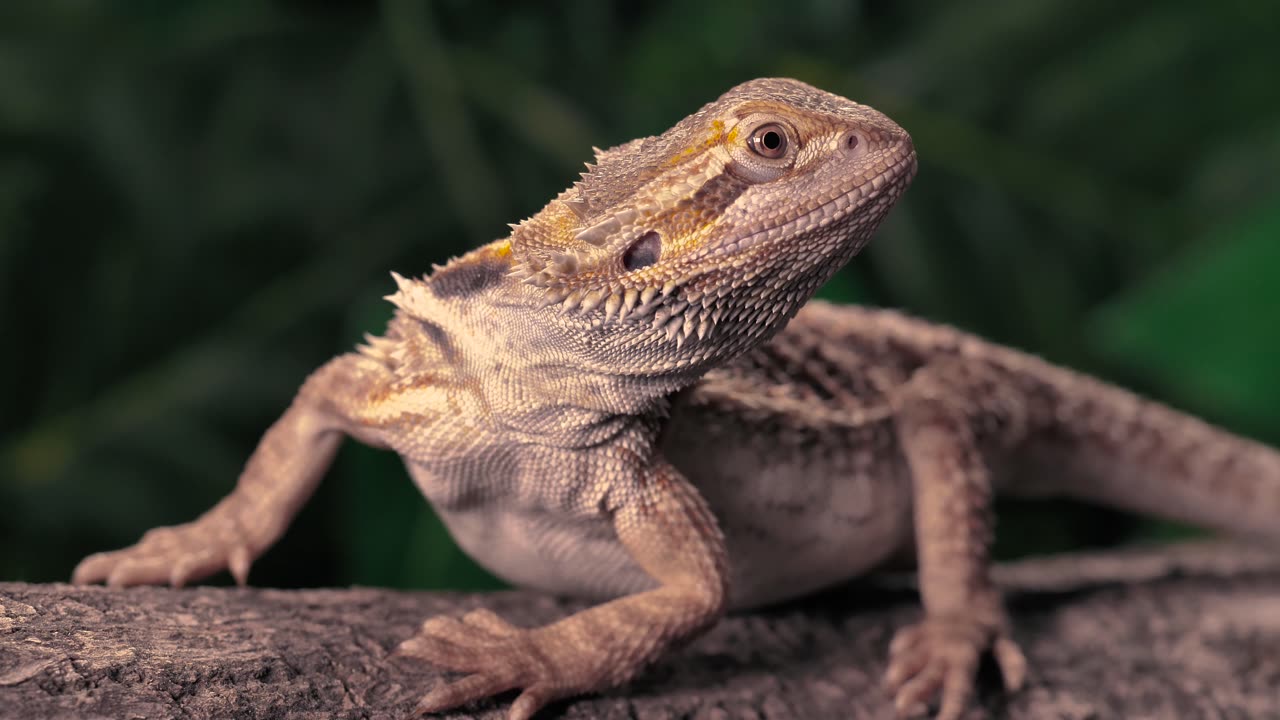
[664,408,916,608]
[402,418,914,610]
[403,460,658,601]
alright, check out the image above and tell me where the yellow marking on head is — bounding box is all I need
[667,119,733,166]
[650,205,725,256]
[472,240,514,265]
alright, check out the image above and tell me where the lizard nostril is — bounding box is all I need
[842,130,868,159]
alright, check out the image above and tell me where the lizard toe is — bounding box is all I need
[892,661,944,717]
[507,687,553,720]
[418,613,508,650]
[414,672,517,716]
[71,552,117,585]
[461,608,520,636]
[106,557,174,588]
[398,611,532,674]
[935,663,976,720]
[397,631,478,669]
[70,508,261,588]
[884,614,1015,719]
[993,635,1028,691]
[168,548,232,588]
[884,639,931,690]
[889,622,926,656]
[228,545,253,587]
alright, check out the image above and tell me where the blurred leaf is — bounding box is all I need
[399,510,506,592]
[3,197,425,488]
[456,49,598,170]
[1090,197,1280,436]
[815,270,870,305]
[382,0,505,240]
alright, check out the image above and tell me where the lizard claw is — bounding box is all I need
[229,545,253,587]
[883,614,1026,720]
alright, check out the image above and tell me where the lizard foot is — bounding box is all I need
[72,503,257,588]
[883,614,1026,720]
[397,609,613,720]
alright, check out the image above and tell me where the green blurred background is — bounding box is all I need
[2,0,1279,591]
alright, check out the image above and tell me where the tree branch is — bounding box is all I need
[2,542,1278,719]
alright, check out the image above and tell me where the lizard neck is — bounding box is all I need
[385,242,700,443]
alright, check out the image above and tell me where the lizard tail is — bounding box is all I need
[1014,369,1280,543]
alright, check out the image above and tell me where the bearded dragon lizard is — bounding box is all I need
[72,78,1280,720]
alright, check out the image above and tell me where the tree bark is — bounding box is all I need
[2,542,1278,719]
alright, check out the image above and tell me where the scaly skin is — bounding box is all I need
[73,78,1280,720]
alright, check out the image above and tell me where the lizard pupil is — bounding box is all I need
[748,123,788,159]
[623,231,662,271]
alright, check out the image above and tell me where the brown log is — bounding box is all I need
[2,542,1279,719]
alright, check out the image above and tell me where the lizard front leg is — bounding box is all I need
[73,353,392,588]
[397,457,729,720]
[884,359,1028,719]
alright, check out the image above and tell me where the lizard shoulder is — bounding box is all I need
[680,303,924,432]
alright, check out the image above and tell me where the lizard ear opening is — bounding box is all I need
[623,231,662,271]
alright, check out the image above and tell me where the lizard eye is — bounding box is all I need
[623,231,662,271]
[728,115,798,183]
[747,123,788,159]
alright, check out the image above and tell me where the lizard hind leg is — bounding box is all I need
[883,358,1029,720]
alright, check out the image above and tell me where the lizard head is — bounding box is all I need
[508,77,917,372]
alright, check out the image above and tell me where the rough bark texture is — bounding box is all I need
[3,543,1279,720]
